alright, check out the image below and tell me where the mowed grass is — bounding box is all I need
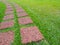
[0,2,6,22]
[0,0,60,45]
[9,0,60,45]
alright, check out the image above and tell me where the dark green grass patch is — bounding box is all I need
[0,2,6,22]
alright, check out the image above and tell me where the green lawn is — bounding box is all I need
[0,2,6,22]
[0,0,60,45]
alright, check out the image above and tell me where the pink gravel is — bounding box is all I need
[0,20,14,29]
[18,17,33,25]
[17,12,28,17]
[0,31,14,45]
[3,15,14,20]
[20,26,44,44]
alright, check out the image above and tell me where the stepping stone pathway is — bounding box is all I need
[0,2,44,45]
[14,4,44,44]
[0,3,14,45]
[0,3,14,29]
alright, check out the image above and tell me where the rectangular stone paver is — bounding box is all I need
[16,8,24,13]
[6,5,12,8]
[5,11,14,15]
[0,31,14,45]
[3,15,14,20]
[14,4,22,9]
[6,4,12,6]
[6,8,13,11]
[17,12,28,17]
[18,17,33,25]
[20,26,44,44]
[6,6,12,9]
[0,20,14,29]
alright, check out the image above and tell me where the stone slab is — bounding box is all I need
[0,20,14,29]
[17,12,28,17]
[3,15,14,20]
[5,11,14,15]
[0,31,14,45]
[6,6,12,8]
[20,26,44,44]
[16,8,24,13]
[18,17,33,25]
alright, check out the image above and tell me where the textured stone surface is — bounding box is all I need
[17,12,28,17]
[14,4,22,9]
[16,8,24,13]
[20,26,44,44]
[0,31,14,45]
[3,15,14,20]
[18,17,33,25]
[5,11,14,15]
[0,20,14,29]
[6,6,12,9]
[6,8,13,11]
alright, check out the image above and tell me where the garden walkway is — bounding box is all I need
[0,2,44,45]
